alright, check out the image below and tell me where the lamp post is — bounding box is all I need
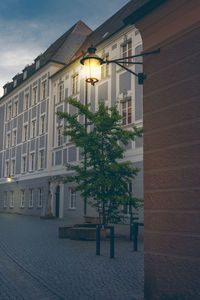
[80,46,160,85]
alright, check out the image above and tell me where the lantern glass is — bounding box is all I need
[84,57,101,85]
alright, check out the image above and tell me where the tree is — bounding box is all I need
[57,98,143,225]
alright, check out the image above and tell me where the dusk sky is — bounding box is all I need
[0,0,130,97]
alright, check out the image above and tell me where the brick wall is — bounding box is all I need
[136,0,200,299]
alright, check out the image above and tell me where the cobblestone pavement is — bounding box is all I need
[0,213,144,300]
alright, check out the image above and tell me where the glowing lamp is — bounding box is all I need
[7,176,12,183]
[80,46,103,85]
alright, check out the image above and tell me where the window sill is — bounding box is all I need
[20,206,25,209]
[68,208,76,211]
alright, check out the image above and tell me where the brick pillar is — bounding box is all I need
[135,0,200,299]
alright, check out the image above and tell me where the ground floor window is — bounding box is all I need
[38,188,43,208]
[69,188,76,209]
[3,192,7,207]
[10,191,14,208]
[21,190,25,208]
[29,189,33,208]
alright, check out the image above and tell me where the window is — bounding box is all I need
[13,101,18,117]
[57,128,62,147]
[69,188,76,209]
[21,156,26,173]
[31,120,36,138]
[24,94,29,110]
[29,189,33,207]
[38,150,44,169]
[121,98,132,125]
[58,83,64,103]
[23,70,27,80]
[38,188,43,208]
[6,133,11,148]
[5,161,9,177]
[11,159,15,176]
[10,191,14,207]
[101,54,109,80]
[41,80,47,100]
[32,86,37,105]
[13,80,17,87]
[20,190,25,208]
[121,40,132,66]
[4,192,7,208]
[30,153,35,171]
[40,115,45,135]
[36,60,40,70]
[7,105,12,120]
[12,130,17,146]
[72,73,78,95]
[23,124,28,141]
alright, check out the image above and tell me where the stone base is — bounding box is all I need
[58,225,106,240]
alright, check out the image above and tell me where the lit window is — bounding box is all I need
[13,101,18,117]
[7,105,12,120]
[101,54,109,80]
[30,153,35,171]
[24,94,29,110]
[122,40,132,66]
[21,190,25,207]
[41,80,47,100]
[58,83,64,103]
[38,150,44,169]
[21,156,26,173]
[12,130,17,146]
[32,86,37,105]
[10,191,14,207]
[31,120,36,138]
[38,188,43,207]
[72,73,78,95]
[23,124,28,141]
[122,98,132,125]
[69,188,76,209]
[29,189,33,207]
[40,115,45,134]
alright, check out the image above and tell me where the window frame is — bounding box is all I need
[20,190,25,208]
[69,188,76,209]
[29,189,33,208]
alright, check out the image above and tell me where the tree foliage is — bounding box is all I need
[57,98,143,225]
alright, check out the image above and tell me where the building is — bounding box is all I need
[0,1,143,229]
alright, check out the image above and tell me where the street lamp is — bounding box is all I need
[80,46,160,85]
[7,175,18,184]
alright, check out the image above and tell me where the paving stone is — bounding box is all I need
[0,213,144,299]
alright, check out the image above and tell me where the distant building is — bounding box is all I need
[0,1,143,227]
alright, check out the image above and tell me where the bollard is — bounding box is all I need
[130,223,134,241]
[96,225,101,255]
[110,226,115,258]
[133,222,139,251]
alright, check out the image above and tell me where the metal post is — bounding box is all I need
[96,225,101,255]
[110,226,115,259]
[133,222,139,251]
[83,81,88,216]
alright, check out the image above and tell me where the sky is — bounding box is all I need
[0,0,130,97]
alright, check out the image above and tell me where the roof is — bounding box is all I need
[52,0,145,79]
[123,0,167,25]
[75,0,142,57]
[1,20,92,100]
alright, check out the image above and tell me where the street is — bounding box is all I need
[0,213,143,300]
